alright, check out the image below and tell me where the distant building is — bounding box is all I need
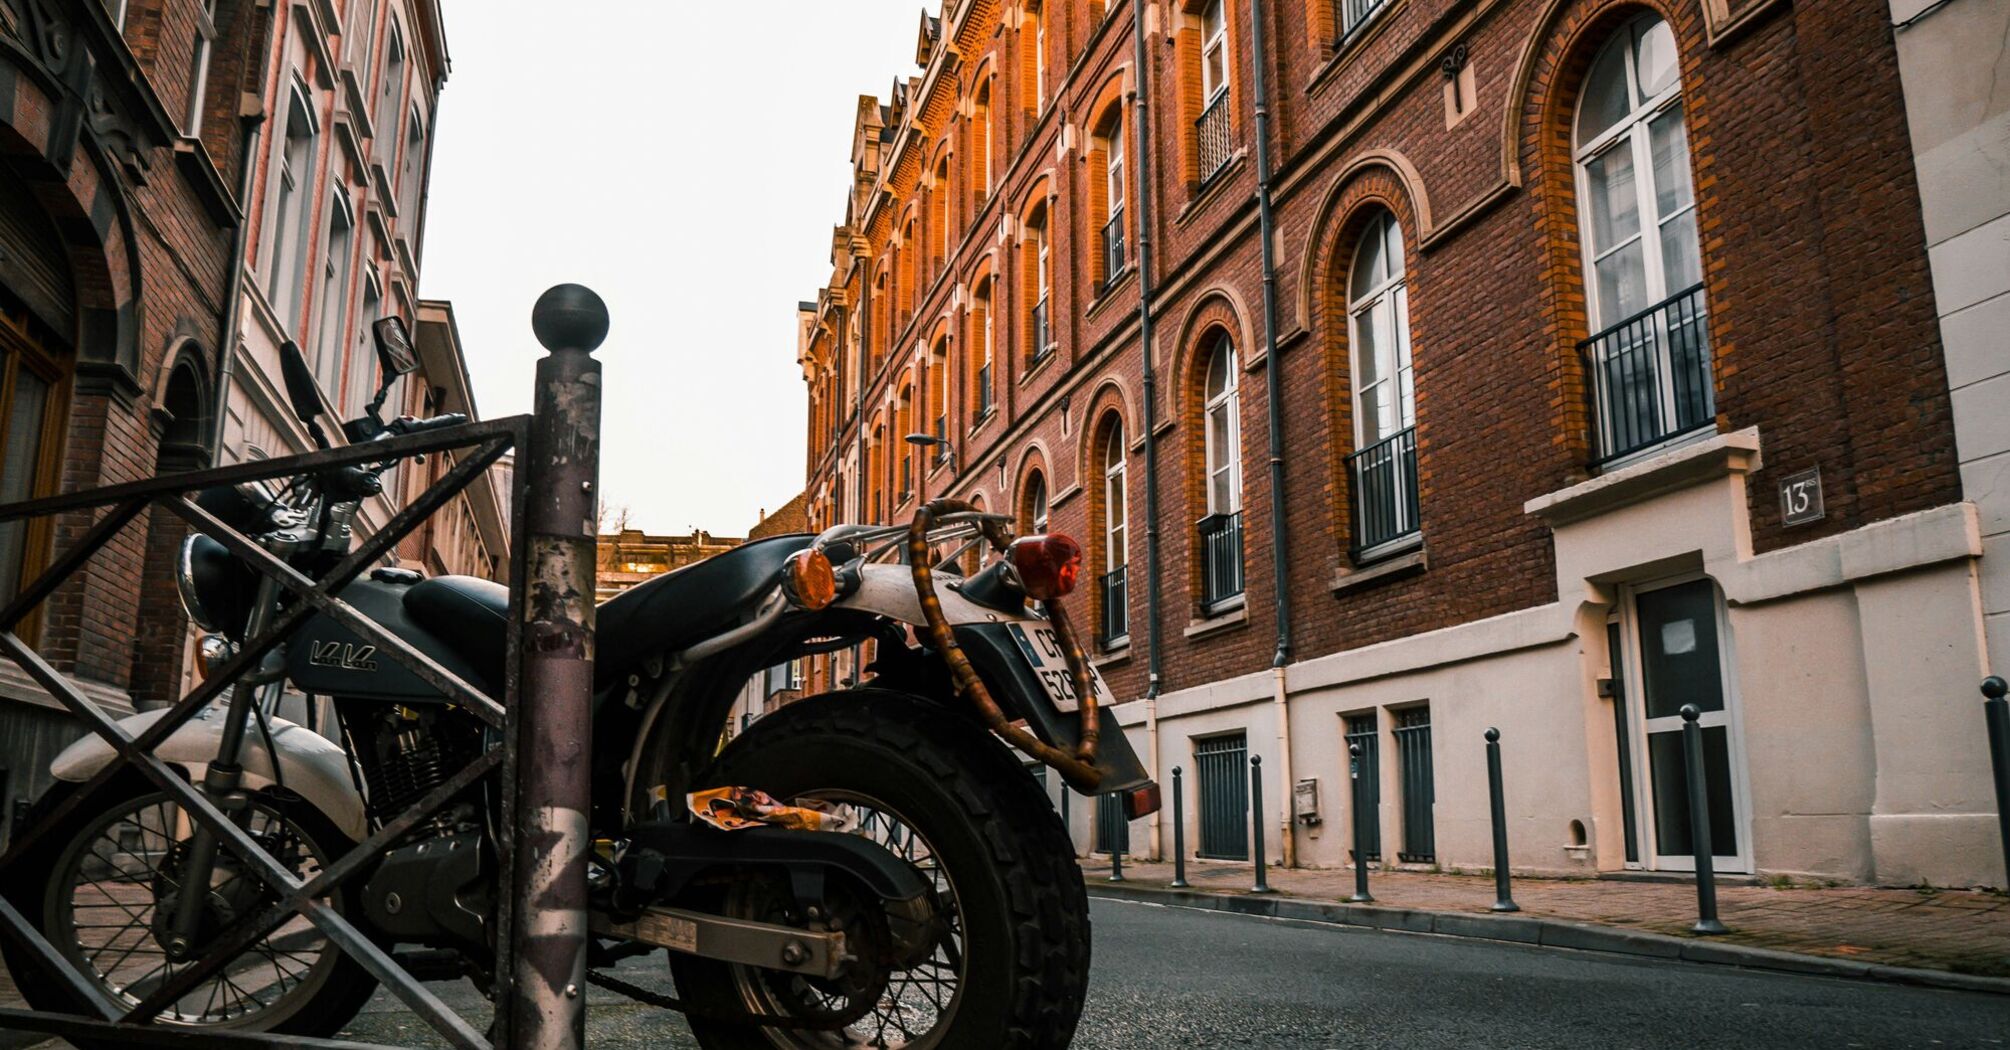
[596,528,743,602]
[749,492,810,541]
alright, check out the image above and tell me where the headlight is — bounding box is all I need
[176,534,219,631]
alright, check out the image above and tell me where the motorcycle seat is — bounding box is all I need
[400,533,816,698]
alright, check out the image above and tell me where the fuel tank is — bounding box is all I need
[287,575,493,703]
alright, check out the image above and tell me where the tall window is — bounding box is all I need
[348,0,379,87]
[974,278,995,415]
[1347,210,1420,555]
[375,22,406,166]
[1100,116,1127,284]
[929,337,950,446]
[1103,422,1127,574]
[0,310,64,623]
[1200,334,1243,608]
[346,274,382,412]
[1034,11,1047,112]
[1029,206,1053,361]
[314,192,356,394]
[1023,471,1048,534]
[1574,13,1710,465]
[974,82,993,204]
[266,86,318,333]
[931,158,951,274]
[400,103,426,221]
[1201,0,1230,102]
[182,1,217,134]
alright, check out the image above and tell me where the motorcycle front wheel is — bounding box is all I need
[669,688,1091,1050]
[0,775,378,1046]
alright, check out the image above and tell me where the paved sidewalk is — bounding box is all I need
[1082,857,2010,981]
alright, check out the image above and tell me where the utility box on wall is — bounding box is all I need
[1294,778,1321,825]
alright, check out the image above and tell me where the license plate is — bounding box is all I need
[1006,623,1114,714]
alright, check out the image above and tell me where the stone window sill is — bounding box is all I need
[1183,602,1248,640]
[1092,645,1131,670]
[1331,544,1427,596]
[1524,426,1759,527]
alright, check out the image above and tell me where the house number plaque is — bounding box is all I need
[1779,467,1824,527]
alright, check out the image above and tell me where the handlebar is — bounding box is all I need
[386,412,469,436]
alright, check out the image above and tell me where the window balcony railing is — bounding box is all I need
[1579,283,1713,469]
[977,363,994,416]
[1102,207,1127,289]
[1031,295,1054,361]
[1339,0,1393,35]
[1098,564,1129,648]
[1348,426,1419,559]
[1196,90,1233,181]
[1199,511,1244,610]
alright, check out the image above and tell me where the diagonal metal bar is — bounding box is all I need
[0,434,516,868]
[0,418,524,523]
[0,632,490,1050]
[163,497,506,727]
[0,498,147,631]
[122,748,503,1022]
[0,892,122,1020]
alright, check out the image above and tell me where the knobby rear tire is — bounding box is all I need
[670,689,1091,1050]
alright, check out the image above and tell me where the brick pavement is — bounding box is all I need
[1083,858,2010,979]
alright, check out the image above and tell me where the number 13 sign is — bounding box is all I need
[1779,467,1824,527]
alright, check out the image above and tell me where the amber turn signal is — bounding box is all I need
[782,549,838,610]
[1006,532,1083,600]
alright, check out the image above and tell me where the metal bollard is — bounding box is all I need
[1983,677,2010,885]
[1170,766,1190,888]
[1108,794,1125,882]
[1485,728,1520,913]
[1251,755,1273,893]
[1347,742,1373,903]
[507,284,607,1049]
[1680,704,1729,935]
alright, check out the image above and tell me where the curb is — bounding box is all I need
[1085,881,2010,997]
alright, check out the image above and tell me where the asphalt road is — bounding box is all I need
[321,895,2010,1049]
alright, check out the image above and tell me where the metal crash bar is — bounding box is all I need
[0,285,608,1050]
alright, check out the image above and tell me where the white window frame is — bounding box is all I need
[1571,14,1695,334]
[313,190,356,394]
[1026,472,1049,534]
[1103,423,1127,572]
[182,1,218,135]
[1201,0,1231,103]
[265,82,319,334]
[1202,337,1241,515]
[1106,121,1127,220]
[1348,210,1415,447]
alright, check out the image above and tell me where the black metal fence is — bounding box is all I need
[1394,707,1436,863]
[1196,90,1232,181]
[1339,0,1392,35]
[1200,511,1244,610]
[1195,733,1250,860]
[1348,426,1419,557]
[1098,564,1129,647]
[1344,715,1382,862]
[1096,791,1130,854]
[1102,208,1127,288]
[1580,283,1713,468]
[1032,295,1053,361]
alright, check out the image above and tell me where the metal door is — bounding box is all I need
[1344,715,1381,862]
[1393,708,1435,863]
[1194,733,1249,860]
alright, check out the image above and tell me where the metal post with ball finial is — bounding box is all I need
[505,283,607,1050]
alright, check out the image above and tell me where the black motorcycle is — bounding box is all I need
[1,316,1159,1049]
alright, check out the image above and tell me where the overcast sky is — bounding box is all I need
[418,1,922,536]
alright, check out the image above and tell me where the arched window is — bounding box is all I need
[1026,203,1054,362]
[1022,470,1048,534]
[1574,13,1711,465]
[974,80,994,206]
[931,157,951,276]
[929,336,950,449]
[1199,333,1244,608]
[0,305,68,628]
[973,278,995,416]
[1347,210,1420,556]
[1097,114,1128,286]
[1098,417,1129,646]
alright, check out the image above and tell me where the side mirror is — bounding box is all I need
[277,340,324,427]
[372,316,418,381]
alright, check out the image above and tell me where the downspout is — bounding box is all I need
[1248,0,1295,867]
[1130,1,1166,859]
[849,257,869,685]
[208,114,265,464]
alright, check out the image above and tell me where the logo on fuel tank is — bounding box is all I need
[309,641,378,671]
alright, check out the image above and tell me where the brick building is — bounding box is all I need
[0,0,273,826]
[797,0,2001,886]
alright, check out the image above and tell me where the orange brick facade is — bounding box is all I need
[799,0,1958,709]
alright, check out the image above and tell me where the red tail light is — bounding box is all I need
[1006,533,1083,600]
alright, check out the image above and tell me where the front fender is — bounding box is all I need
[50,707,367,841]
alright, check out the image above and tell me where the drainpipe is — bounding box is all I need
[849,257,869,684]
[1248,0,1295,868]
[208,114,265,464]
[1131,0,1167,859]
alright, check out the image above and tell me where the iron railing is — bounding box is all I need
[1344,714,1382,862]
[1195,733,1250,860]
[1394,707,1435,863]
[1580,283,1713,469]
[1098,564,1129,647]
[1102,207,1127,289]
[977,363,995,416]
[1031,294,1054,361]
[1199,511,1244,610]
[1196,90,1232,181]
[1348,426,1419,558]
[1339,0,1392,35]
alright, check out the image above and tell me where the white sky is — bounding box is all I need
[418,1,924,536]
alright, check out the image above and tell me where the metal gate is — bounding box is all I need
[1394,707,1435,863]
[1194,733,1249,860]
[1344,715,1381,862]
[1096,791,1128,853]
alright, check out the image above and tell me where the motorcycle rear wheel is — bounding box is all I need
[669,689,1091,1049]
